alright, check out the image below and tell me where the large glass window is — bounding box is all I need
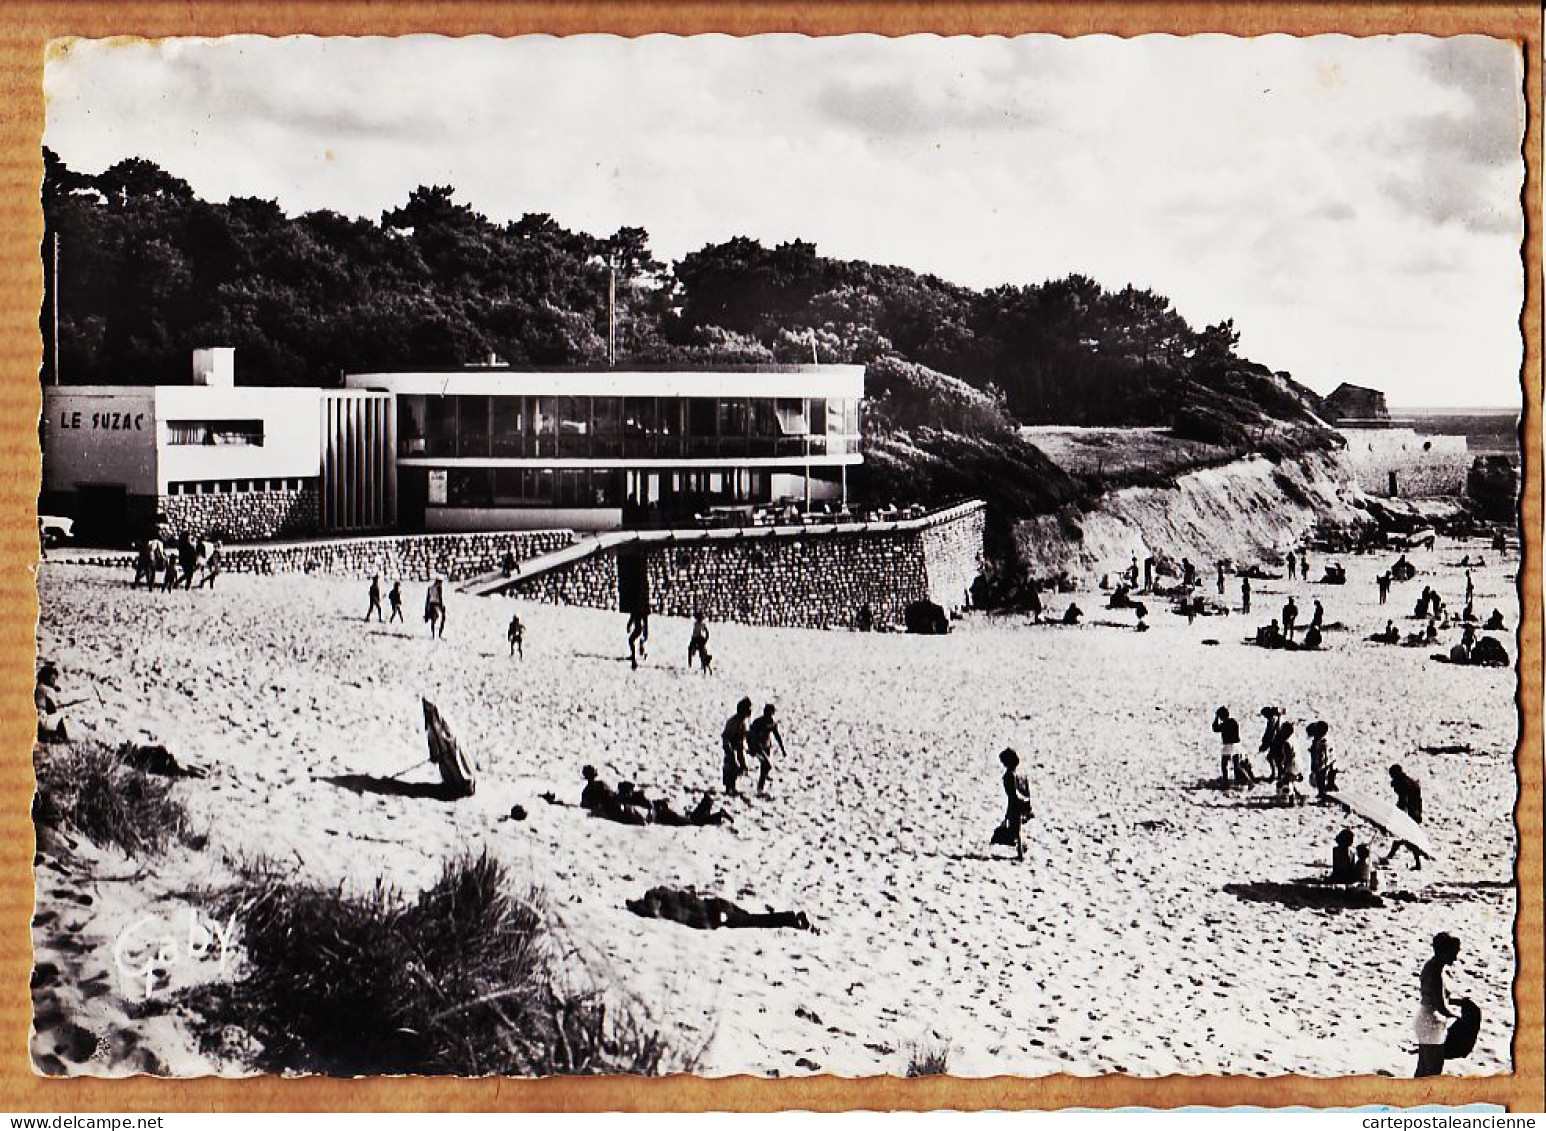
[750,398,779,457]
[808,398,828,456]
[592,396,622,458]
[399,396,428,455]
[623,396,655,457]
[447,467,491,507]
[491,396,525,458]
[531,397,556,458]
[457,396,490,458]
[528,468,554,504]
[774,397,807,457]
[556,396,590,458]
[718,398,750,454]
[425,397,456,458]
[687,397,717,457]
[166,420,263,446]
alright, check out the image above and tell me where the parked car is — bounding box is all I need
[38,515,74,547]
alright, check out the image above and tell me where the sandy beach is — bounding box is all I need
[30,537,1519,1078]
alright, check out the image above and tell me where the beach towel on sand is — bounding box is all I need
[422,698,476,798]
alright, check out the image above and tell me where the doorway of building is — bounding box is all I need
[72,483,129,547]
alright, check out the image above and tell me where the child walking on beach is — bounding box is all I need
[388,581,404,622]
[507,612,525,659]
[747,703,786,795]
[721,697,753,796]
[367,575,384,622]
[998,748,1034,862]
[688,611,712,673]
[425,577,446,639]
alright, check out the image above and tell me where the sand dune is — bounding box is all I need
[30,538,1519,1078]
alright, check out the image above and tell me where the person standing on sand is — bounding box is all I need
[688,611,712,672]
[1259,706,1283,783]
[1381,765,1428,870]
[999,748,1034,862]
[1142,555,1155,592]
[1272,721,1304,805]
[1307,720,1336,797]
[748,703,787,795]
[507,612,525,659]
[1377,572,1392,605]
[1301,551,1310,582]
[721,697,753,796]
[1282,596,1299,641]
[1310,599,1324,632]
[1127,554,1140,589]
[1212,706,1241,787]
[1241,576,1252,615]
[388,581,404,623]
[1464,569,1475,608]
[627,603,651,670]
[1414,933,1462,1077]
[1286,551,1297,581]
[366,575,384,622]
[1216,561,1227,597]
[424,577,446,639]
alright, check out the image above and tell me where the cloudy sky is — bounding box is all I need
[44,34,1524,407]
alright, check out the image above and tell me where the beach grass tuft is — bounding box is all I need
[32,740,191,857]
[213,850,679,1076]
[906,1039,951,1077]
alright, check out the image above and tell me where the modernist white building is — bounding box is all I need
[40,351,865,543]
[343,365,865,532]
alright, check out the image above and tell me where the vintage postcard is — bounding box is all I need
[8,8,1541,1114]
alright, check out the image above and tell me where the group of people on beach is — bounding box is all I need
[130,533,223,591]
[626,603,715,674]
[1210,705,1337,802]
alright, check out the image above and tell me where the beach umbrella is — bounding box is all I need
[1328,785,1436,858]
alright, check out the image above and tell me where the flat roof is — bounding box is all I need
[343,365,865,399]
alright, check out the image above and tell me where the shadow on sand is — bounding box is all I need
[1223,880,1384,911]
[321,773,452,800]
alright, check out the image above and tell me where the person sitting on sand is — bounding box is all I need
[507,612,525,659]
[1212,706,1241,787]
[1255,620,1284,649]
[1109,584,1133,610]
[748,703,786,796]
[688,611,712,673]
[998,748,1034,862]
[1134,606,1150,633]
[388,581,404,623]
[1381,765,1428,871]
[1425,619,1439,644]
[1301,624,1323,650]
[34,663,68,744]
[722,697,753,796]
[1321,562,1346,585]
[1330,829,1358,883]
[580,764,613,812]
[689,791,731,827]
[1062,603,1084,626]
[1370,620,1400,645]
[1483,608,1506,631]
[1415,587,1433,619]
[1356,844,1379,893]
[1415,933,1462,1077]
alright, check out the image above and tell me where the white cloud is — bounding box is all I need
[44,32,1524,406]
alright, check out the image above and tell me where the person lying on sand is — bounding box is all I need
[626,886,816,932]
[650,792,732,827]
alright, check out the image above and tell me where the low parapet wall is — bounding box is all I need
[507,501,988,631]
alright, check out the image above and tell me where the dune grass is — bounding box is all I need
[212,850,680,1077]
[906,1039,951,1077]
[32,740,191,857]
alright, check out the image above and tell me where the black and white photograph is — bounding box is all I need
[30,33,1525,1080]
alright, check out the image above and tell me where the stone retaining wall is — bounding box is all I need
[158,488,320,541]
[508,502,988,631]
[217,530,575,582]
